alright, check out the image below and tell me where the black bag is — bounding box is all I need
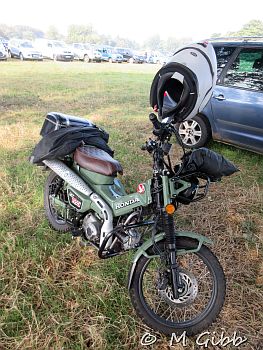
[179,148,239,181]
[40,112,95,136]
[30,113,114,165]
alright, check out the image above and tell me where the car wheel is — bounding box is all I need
[19,53,24,61]
[177,115,211,148]
[84,55,90,63]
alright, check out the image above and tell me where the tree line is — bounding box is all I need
[1,20,263,52]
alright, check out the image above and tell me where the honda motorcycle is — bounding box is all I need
[31,42,238,335]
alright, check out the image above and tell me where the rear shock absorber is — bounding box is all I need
[164,212,182,299]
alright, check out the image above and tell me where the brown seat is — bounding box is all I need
[74,146,123,176]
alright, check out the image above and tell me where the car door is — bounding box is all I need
[10,40,18,57]
[211,46,263,153]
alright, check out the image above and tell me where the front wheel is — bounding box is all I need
[177,115,211,148]
[129,238,225,336]
[84,54,90,63]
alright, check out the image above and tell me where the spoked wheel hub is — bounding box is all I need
[158,269,198,308]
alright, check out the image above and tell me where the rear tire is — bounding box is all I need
[129,238,225,336]
[177,115,211,149]
[44,171,71,232]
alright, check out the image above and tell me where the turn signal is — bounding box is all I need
[165,204,176,215]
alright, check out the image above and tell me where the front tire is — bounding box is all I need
[84,54,90,63]
[177,115,211,149]
[129,238,225,336]
[44,171,71,232]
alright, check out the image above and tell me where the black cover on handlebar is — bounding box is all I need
[179,148,239,181]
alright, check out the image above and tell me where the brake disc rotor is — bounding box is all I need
[158,269,198,308]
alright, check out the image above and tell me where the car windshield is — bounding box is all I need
[21,42,34,48]
[53,42,65,48]
[74,44,84,49]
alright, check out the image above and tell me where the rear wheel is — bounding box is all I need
[129,238,225,336]
[177,115,211,148]
[44,171,71,232]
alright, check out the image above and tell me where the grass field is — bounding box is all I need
[0,60,262,350]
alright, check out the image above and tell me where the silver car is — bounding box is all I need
[8,39,43,61]
[0,41,7,60]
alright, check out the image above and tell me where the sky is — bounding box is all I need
[1,0,263,43]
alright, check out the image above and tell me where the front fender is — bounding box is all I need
[128,231,212,290]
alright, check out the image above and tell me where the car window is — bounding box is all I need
[53,42,64,48]
[21,42,33,48]
[213,46,236,77]
[223,48,263,92]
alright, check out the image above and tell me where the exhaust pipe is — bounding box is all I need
[43,159,113,246]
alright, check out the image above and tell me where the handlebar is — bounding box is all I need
[149,113,161,130]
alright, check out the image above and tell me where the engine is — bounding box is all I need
[82,213,102,244]
[81,211,142,252]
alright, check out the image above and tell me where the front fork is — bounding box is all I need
[164,212,183,299]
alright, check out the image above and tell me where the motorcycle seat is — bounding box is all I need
[74,146,123,176]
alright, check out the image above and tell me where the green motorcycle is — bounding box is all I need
[31,111,237,336]
[31,42,238,336]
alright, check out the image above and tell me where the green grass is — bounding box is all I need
[0,60,262,350]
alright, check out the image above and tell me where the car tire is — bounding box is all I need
[84,55,90,63]
[176,115,211,149]
[19,53,24,61]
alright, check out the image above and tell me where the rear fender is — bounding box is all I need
[127,231,212,290]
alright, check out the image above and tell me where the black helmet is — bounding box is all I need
[150,42,217,123]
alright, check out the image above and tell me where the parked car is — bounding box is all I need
[107,49,123,63]
[8,39,43,61]
[71,43,101,62]
[177,37,263,154]
[83,44,102,62]
[0,41,7,60]
[147,52,169,65]
[0,36,8,51]
[115,47,133,62]
[129,52,145,64]
[34,39,74,61]
[96,47,111,62]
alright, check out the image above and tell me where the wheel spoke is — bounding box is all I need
[190,136,196,145]
[191,120,198,129]
[193,130,202,137]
